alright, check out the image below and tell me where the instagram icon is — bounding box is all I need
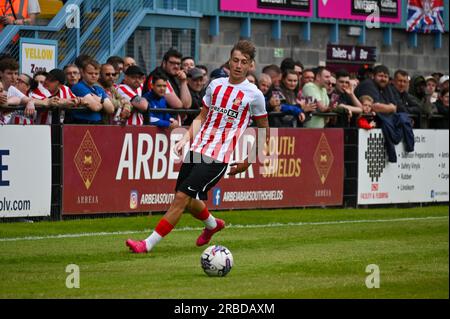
[130,190,139,210]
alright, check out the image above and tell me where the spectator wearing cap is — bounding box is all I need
[69,59,115,125]
[440,75,449,92]
[186,67,206,126]
[98,63,133,125]
[30,69,81,125]
[196,65,209,88]
[425,76,439,104]
[143,72,180,130]
[117,65,149,126]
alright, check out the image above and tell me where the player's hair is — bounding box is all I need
[0,58,19,72]
[231,40,256,61]
[440,87,449,97]
[359,95,374,104]
[394,69,409,79]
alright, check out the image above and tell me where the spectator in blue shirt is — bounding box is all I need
[143,72,180,130]
[68,59,115,124]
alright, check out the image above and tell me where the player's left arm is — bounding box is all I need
[229,91,269,176]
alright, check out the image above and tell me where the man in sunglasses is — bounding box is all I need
[98,63,133,125]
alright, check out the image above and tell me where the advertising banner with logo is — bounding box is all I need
[318,0,401,23]
[62,126,344,215]
[358,130,449,205]
[220,0,313,17]
[0,126,52,218]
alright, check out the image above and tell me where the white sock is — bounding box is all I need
[204,215,217,230]
[144,232,163,252]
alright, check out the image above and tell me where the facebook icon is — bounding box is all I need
[0,150,10,187]
[213,188,222,207]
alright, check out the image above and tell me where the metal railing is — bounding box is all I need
[0,0,192,67]
[1,104,448,220]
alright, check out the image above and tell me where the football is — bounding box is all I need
[201,245,234,277]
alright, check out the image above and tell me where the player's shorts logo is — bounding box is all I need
[130,190,138,210]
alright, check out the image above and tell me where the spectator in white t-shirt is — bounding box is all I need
[0,58,51,124]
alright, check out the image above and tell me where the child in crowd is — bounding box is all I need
[143,72,179,130]
[357,95,377,130]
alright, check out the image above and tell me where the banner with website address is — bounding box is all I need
[358,129,449,205]
[0,126,52,218]
[62,126,344,215]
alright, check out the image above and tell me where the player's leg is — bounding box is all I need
[187,199,225,247]
[187,199,218,229]
[126,191,191,254]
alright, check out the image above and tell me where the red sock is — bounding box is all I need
[155,218,174,237]
[196,207,211,221]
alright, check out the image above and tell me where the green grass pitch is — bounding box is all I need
[0,206,448,299]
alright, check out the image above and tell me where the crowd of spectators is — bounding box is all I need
[0,49,448,129]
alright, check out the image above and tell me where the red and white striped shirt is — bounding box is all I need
[191,78,267,163]
[31,84,75,125]
[117,84,144,126]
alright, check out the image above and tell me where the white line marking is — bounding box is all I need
[0,216,447,242]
